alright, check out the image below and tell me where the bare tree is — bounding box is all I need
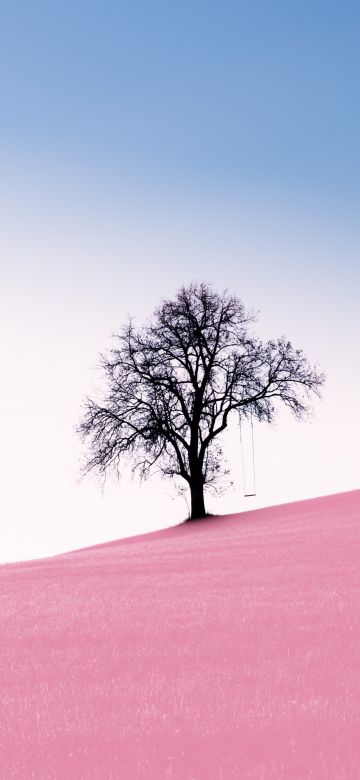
[78,282,325,520]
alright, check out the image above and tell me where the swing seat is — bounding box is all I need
[244,493,256,497]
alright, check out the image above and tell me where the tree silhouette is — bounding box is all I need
[78,282,325,520]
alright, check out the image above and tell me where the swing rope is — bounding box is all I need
[239,408,256,497]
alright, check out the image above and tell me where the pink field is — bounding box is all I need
[1,490,360,779]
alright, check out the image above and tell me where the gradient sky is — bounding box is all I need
[1,2,359,562]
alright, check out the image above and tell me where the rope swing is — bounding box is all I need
[238,408,256,498]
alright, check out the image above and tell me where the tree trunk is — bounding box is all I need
[189,478,206,520]
[188,418,206,519]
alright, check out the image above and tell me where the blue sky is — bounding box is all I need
[1,2,359,562]
[2,1,360,204]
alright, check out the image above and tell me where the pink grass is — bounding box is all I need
[1,489,360,778]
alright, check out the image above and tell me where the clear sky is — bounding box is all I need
[1,2,359,562]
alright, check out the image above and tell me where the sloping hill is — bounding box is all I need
[1,490,359,779]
